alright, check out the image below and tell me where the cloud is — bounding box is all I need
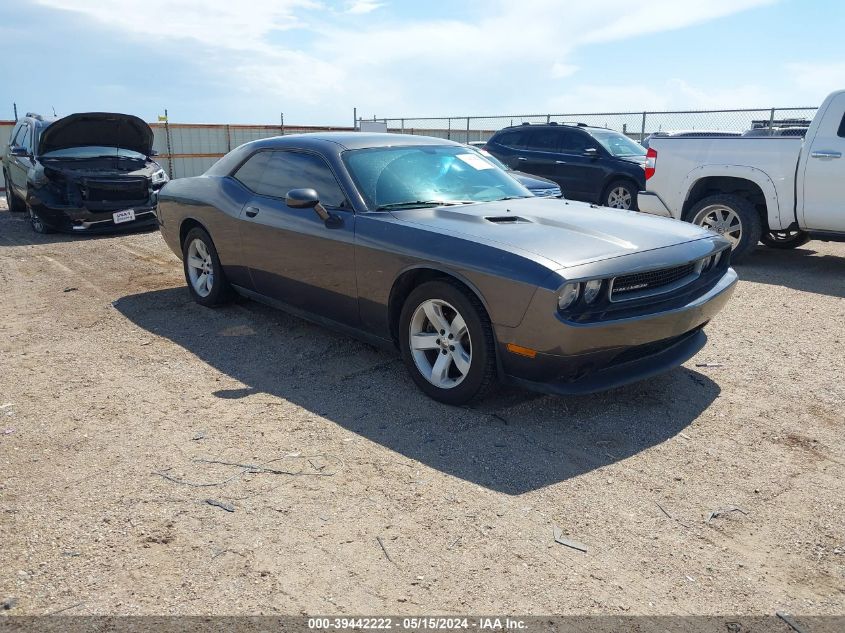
[28,0,784,122]
[785,62,845,104]
[346,1,384,14]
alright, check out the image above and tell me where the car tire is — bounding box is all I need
[399,279,496,405]
[760,229,810,250]
[603,179,638,210]
[28,205,54,234]
[182,227,234,307]
[686,194,762,263]
[4,172,26,213]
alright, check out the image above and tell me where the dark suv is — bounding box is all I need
[3,112,167,234]
[484,123,647,210]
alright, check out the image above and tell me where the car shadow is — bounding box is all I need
[0,208,157,247]
[114,287,721,495]
[739,244,845,299]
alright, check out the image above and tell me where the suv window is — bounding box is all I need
[234,150,347,208]
[9,123,23,147]
[838,113,845,138]
[19,125,32,153]
[523,128,562,152]
[493,130,528,149]
[558,129,591,153]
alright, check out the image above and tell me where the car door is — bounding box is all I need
[507,128,562,181]
[551,129,607,202]
[801,105,845,231]
[234,149,360,326]
[7,122,34,198]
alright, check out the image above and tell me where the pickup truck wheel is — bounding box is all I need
[399,280,496,405]
[687,194,761,262]
[3,172,26,213]
[603,180,638,210]
[761,229,810,249]
[182,227,234,307]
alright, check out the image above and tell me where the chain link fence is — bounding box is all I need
[371,107,819,144]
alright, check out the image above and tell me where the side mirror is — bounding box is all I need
[10,146,28,157]
[286,188,330,221]
[584,147,599,158]
[148,149,159,157]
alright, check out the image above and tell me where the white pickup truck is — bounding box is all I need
[638,89,845,260]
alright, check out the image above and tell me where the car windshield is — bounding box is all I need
[343,145,530,210]
[40,146,147,160]
[590,130,647,158]
[469,146,510,171]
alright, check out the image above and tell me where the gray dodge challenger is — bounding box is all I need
[156,133,736,404]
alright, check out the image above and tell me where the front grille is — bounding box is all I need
[534,187,562,198]
[611,262,696,300]
[82,178,149,204]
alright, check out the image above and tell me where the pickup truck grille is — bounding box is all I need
[611,262,697,301]
[82,177,149,205]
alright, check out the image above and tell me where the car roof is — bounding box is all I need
[250,132,462,151]
[21,113,59,128]
[496,122,610,133]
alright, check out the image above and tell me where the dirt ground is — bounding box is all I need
[0,198,843,617]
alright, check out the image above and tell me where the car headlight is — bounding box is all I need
[583,279,602,303]
[557,282,580,310]
[151,169,169,184]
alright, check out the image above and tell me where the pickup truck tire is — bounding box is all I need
[602,179,638,211]
[686,194,761,262]
[760,229,810,249]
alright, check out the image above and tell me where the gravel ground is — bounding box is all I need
[0,198,843,617]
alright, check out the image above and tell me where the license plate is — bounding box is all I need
[113,209,136,224]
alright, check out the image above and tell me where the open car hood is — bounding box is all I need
[38,112,154,156]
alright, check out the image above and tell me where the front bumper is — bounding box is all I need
[30,200,158,234]
[497,267,737,395]
[637,191,673,218]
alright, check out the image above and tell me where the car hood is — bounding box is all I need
[392,197,714,269]
[38,112,154,156]
[509,170,558,190]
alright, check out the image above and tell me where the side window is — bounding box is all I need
[523,129,561,152]
[494,130,527,149]
[837,113,845,138]
[258,151,347,208]
[233,151,273,191]
[19,125,32,153]
[559,130,590,153]
[9,123,23,147]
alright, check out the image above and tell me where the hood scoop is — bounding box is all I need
[485,215,531,224]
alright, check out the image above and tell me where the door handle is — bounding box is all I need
[555,160,567,164]
[810,150,842,159]
[516,157,527,161]
[244,206,260,217]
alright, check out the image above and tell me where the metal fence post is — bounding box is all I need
[768,107,776,132]
[447,118,451,140]
[401,118,405,134]
[353,107,357,130]
[640,111,647,142]
[466,117,470,143]
[225,124,231,152]
[164,108,174,179]
[280,112,284,136]
[546,114,551,124]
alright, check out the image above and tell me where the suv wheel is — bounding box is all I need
[4,172,26,213]
[399,280,496,405]
[28,206,53,234]
[603,180,638,210]
[686,194,762,262]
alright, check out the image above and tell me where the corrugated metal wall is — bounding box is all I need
[0,120,353,190]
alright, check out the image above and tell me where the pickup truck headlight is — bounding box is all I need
[151,169,169,185]
[557,282,580,310]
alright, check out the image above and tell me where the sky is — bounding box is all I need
[1,0,843,125]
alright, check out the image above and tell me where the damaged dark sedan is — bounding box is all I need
[157,133,737,405]
[2,112,167,233]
